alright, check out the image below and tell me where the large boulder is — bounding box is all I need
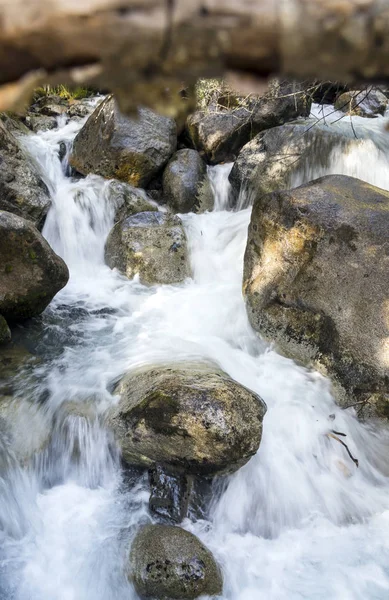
[335,88,388,117]
[229,122,355,204]
[0,113,30,136]
[107,361,266,474]
[129,524,223,599]
[105,211,190,285]
[70,96,177,187]
[162,149,212,213]
[0,211,69,321]
[0,121,51,226]
[243,175,389,419]
[185,79,311,164]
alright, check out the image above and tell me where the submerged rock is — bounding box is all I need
[0,121,51,226]
[0,211,69,321]
[105,180,158,223]
[229,122,355,204]
[129,524,223,599]
[105,211,190,285]
[70,96,177,187]
[0,395,51,465]
[185,79,311,164]
[0,316,11,345]
[335,89,388,117]
[162,149,211,213]
[107,361,266,474]
[243,174,389,419]
[149,465,193,524]
[0,344,37,393]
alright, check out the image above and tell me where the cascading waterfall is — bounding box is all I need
[1,105,389,599]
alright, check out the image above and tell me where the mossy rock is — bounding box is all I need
[0,316,11,345]
[0,343,39,396]
[105,211,190,285]
[244,174,389,419]
[186,79,311,165]
[106,361,266,475]
[129,524,223,599]
[24,113,58,133]
[162,149,211,213]
[0,210,69,321]
[104,180,158,223]
[335,89,388,117]
[228,122,357,205]
[0,121,51,226]
[70,96,177,187]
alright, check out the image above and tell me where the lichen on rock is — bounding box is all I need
[129,524,223,599]
[105,211,190,285]
[106,361,266,475]
[243,174,389,419]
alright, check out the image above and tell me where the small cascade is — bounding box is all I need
[208,163,234,211]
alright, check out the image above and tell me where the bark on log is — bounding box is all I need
[1,0,389,115]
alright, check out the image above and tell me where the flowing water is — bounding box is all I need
[2,104,389,599]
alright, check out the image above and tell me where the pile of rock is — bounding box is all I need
[0,121,69,345]
[106,361,266,598]
[65,81,313,288]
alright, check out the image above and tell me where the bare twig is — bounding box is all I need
[327,432,359,468]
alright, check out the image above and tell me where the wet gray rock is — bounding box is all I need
[67,100,92,119]
[229,122,357,205]
[149,465,193,524]
[0,211,69,321]
[244,174,389,419]
[105,180,158,223]
[0,114,30,136]
[0,121,51,226]
[58,141,67,162]
[107,361,266,474]
[70,95,177,187]
[163,149,211,213]
[29,94,68,117]
[24,113,58,133]
[335,88,388,117]
[129,524,223,599]
[105,211,190,285]
[186,79,311,164]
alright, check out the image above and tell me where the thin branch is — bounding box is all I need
[327,432,359,468]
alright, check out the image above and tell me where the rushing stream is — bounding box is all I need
[2,104,389,599]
